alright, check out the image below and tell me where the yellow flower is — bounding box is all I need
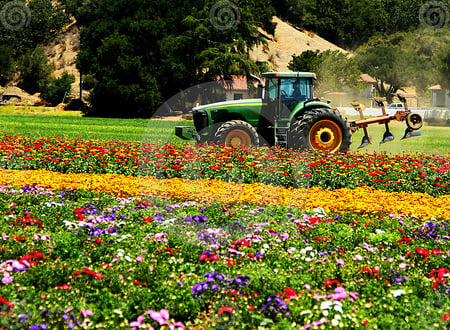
[0,169,448,221]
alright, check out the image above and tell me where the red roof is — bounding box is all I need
[360,74,377,84]
[216,76,248,91]
[428,85,442,90]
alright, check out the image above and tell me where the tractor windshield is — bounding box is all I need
[280,78,312,102]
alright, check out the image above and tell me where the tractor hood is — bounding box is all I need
[193,98,265,130]
[193,98,263,111]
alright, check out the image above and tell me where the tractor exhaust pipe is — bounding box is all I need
[250,74,264,98]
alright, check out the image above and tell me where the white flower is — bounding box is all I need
[320,301,333,310]
[331,319,339,326]
[391,289,406,297]
[333,301,343,313]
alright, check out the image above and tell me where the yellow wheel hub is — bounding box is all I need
[225,129,252,147]
[309,120,342,152]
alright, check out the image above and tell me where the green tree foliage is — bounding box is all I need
[0,45,13,83]
[355,45,410,103]
[287,50,322,73]
[39,72,75,106]
[289,50,364,95]
[17,48,52,94]
[0,0,69,58]
[71,0,275,117]
[355,27,450,102]
[272,0,449,49]
[438,46,450,90]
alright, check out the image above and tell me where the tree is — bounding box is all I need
[288,50,322,73]
[0,45,13,84]
[356,28,450,103]
[438,46,450,90]
[17,48,52,94]
[272,0,446,50]
[0,0,69,58]
[73,0,276,117]
[79,33,161,117]
[39,72,75,106]
[289,50,364,95]
[356,45,412,103]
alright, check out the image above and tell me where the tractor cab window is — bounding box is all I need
[280,78,312,102]
[266,78,278,100]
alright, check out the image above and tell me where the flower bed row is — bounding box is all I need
[0,185,449,329]
[0,136,448,196]
[0,169,449,220]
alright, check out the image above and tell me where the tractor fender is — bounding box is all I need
[290,101,332,122]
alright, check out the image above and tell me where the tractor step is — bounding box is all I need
[274,119,290,147]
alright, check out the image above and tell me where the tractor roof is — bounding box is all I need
[262,72,316,79]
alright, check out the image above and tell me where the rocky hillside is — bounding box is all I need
[44,22,81,99]
[250,17,348,71]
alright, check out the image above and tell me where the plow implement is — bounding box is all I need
[350,94,423,149]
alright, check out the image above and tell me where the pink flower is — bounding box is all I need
[145,309,184,329]
[349,291,358,301]
[353,254,363,261]
[130,315,145,328]
[332,287,347,300]
[136,256,144,262]
[336,258,345,267]
[81,308,93,318]
[148,309,170,326]
[399,263,409,270]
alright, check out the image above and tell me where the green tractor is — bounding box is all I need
[175,72,422,151]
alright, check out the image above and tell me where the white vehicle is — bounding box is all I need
[386,103,405,110]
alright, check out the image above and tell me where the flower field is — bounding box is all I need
[0,134,449,329]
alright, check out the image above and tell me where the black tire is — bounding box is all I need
[289,108,352,152]
[215,120,260,147]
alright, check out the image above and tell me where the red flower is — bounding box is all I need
[324,279,341,287]
[164,247,174,256]
[218,306,234,315]
[415,247,430,257]
[432,249,444,255]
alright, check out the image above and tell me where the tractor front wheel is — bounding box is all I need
[215,120,260,148]
[289,109,352,152]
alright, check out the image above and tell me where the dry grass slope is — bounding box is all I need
[250,17,348,71]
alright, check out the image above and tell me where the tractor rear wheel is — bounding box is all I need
[215,120,260,148]
[289,108,352,152]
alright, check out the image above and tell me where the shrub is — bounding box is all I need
[39,72,75,106]
[17,48,52,94]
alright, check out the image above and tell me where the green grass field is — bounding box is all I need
[0,113,188,143]
[0,111,448,155]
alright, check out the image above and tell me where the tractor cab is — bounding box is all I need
[256,72,320,146]
[254,72,315,111]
